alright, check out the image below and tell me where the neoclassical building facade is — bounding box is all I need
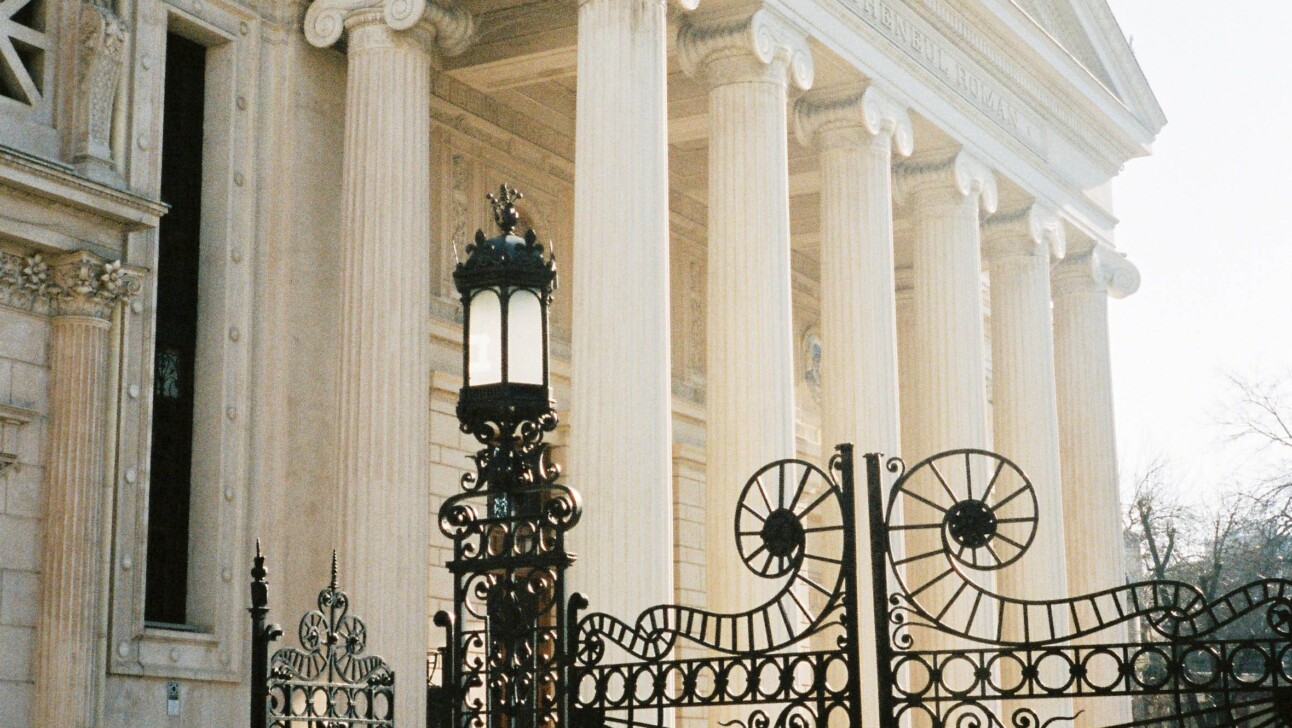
[0,0,1162,726]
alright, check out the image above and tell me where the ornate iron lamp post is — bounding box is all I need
[455,184,557,441]
[437,184,577,728]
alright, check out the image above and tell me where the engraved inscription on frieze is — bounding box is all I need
[841,0,1046,154]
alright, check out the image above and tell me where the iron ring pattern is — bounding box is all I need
[883,449,1292,648]
[876,447,1292,727]
[265,556,394,727]
[570,451,865,727]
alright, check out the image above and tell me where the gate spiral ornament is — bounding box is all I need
[867,447,1292,728]
[249,549,395,728]
[570,447,864,728]
[887,448,1038,576]
[576,457,848,662]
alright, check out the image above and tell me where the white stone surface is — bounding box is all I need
[678,5,811,613]
[794,83,910,728]
[304,4,472,723]
[567,0,674,627]
[895,151,996,721]
[983,204,1074,721]
[1053,245,1140,728]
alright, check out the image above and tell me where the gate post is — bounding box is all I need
[247,541,281,728]
[863,453,900,728]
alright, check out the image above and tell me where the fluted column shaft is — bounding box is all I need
[35,315,111,728]
[568,0,674,623]
[33,252,138,728]
[334,17,433,725]
[795,86,910,728]
[1053,248,1139,728]
[984,207,1073,722]
[896,154,996,718]
[679,8,812,613]
[899,152,996,457]
[984,207,1068,599]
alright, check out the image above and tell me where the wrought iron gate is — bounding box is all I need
[568,447,864,728]
[865,448,1292,728]
[249,544,395,727]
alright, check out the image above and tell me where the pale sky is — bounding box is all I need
[1104,0,1292,503]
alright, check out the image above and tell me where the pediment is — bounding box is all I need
[1012,0,1165,131]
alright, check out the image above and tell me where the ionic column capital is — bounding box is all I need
[677,7,813,90]
[793,84,913,156]
[304,0,474,56]
[896,149,998,214]
[982,203,1066,261]
[1052,245,1140,299]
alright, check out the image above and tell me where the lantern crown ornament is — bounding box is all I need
[454,185,558,485]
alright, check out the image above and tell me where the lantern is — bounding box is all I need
[454,184,557,442]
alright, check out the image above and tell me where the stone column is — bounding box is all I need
[983,205,1068,594]
[895,151,996,699]
[33,252,139,728]
[304,3,471,724]
[1052,245,1139,728]
[896,150,996,460]
[568,0,683,625]
[678,6,812,612]
[793,84,910,728]
[983,205,1073,721]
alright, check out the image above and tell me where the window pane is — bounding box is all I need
[506,289,543,385]
[467,289,502,385]
[145,33,206,626]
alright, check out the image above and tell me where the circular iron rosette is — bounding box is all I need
[886,449,1039,575]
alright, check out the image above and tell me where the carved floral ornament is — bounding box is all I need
[0,249,142,319]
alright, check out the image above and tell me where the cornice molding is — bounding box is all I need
[895,149,998,214]
[793,84,913,157]
[1051,244,1139,300]
[304,0,474,56]
[677,7,813,90]
[982,203,1065,260]
[0,248,142,319]
[0,144,166,230]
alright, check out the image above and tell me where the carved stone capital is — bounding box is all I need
[304,0,474,56]
[793,84,913,156]
[895,149,998,214]
[46,251,142,319]
[0,250,142,319]
[982,203,1065,261]
[1052,245,1140,300]
[64,1,128,180]
[677,7,813,90]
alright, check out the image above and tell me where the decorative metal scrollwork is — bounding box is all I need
[868,447,1292,728]
[570,447,864,728]
[249,548,394,728]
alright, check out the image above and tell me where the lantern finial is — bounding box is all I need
[487,184,523,234]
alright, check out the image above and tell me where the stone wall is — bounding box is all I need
[0,307,47,728]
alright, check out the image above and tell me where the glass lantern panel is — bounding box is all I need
[467,289,502,385]
[506,289,544,385]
